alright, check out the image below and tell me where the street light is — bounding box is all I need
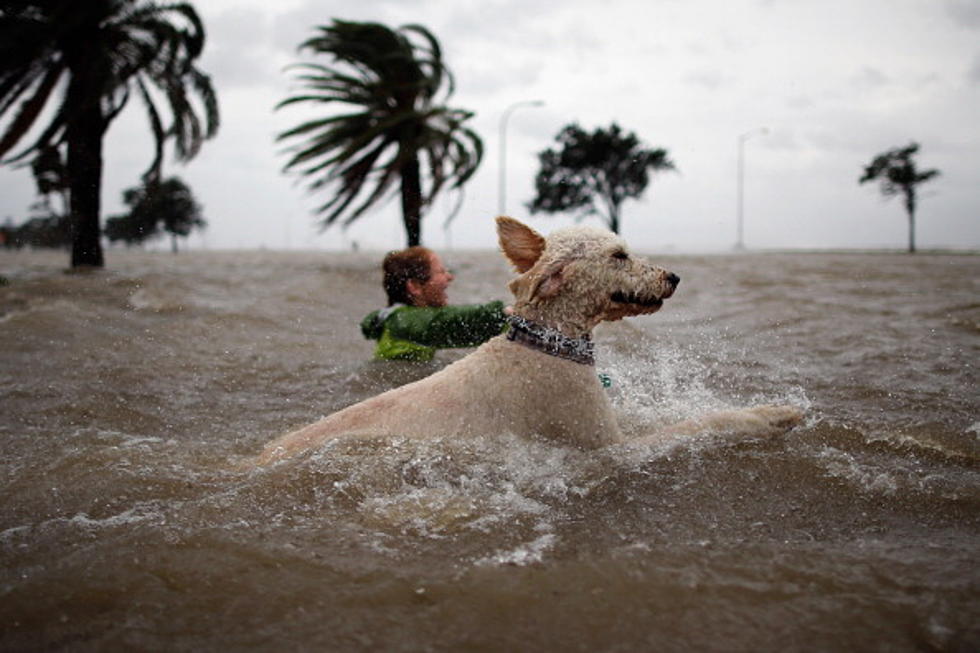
[735,126,768,251]
[498,100,544,216]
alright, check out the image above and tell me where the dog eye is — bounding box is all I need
[611,251,629,261]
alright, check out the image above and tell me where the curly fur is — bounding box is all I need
[255,217,802,465]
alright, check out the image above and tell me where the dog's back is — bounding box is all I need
[256,334,621,464]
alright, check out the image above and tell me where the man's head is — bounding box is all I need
[382,246,454,307]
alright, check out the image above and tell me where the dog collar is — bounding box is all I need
[505,314,594,366]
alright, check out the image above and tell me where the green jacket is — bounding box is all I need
[360,301,508,361]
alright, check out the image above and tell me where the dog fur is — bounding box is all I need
[256,217,802,464]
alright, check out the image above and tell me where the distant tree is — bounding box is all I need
[0,0,219,267]
[277,20,483,247]
[30,145,69,217]
[6,206,71,249]
[0,145,73,250]
[0,144,74,250]
[859,142,940,253]
[105,176,205,252]
[528,123,675,234]
[0,217,13,249]
[103,210,157,247]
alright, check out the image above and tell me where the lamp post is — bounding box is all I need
[735,126,768,251]
[498,100,544,216]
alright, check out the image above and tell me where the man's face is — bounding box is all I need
[409,252,454,307]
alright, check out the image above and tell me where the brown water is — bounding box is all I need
[1,248,978,652]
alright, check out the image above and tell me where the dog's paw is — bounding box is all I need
[671,404,805,438]
[746,404,805,431]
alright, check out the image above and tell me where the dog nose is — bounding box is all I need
[667,273,680,288]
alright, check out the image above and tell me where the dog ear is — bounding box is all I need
[497,216,545,273]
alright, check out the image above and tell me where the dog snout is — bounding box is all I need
[658,272,680,299]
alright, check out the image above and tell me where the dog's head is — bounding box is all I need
[497,216,679,332]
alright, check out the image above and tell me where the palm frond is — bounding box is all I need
[0,61,65,160]
[135,76,165,181]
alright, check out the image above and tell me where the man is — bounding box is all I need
[360,246,508,361]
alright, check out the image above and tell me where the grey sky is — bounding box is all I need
[1,0,978,252]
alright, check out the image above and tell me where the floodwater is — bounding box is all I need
[1,248,978,652]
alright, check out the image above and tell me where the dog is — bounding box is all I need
[256,216,803,464]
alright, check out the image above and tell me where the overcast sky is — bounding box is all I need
[2,0,978,253]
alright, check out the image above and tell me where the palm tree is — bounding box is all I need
[277,20,483,247]
[859,142,940,253]
[0,0,219,267]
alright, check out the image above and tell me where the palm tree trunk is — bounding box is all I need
[400,154,423,247]
[65,59,106,268]
[907,208,916,254]
[904,189,916,254]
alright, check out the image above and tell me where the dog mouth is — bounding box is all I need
[610,291,663,308]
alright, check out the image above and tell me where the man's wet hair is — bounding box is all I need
[382,246,433,306]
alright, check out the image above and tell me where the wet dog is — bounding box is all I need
[256,217,802,464]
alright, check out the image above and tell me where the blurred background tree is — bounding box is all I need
[859,142,940,254]
[528,123,675,234]
[103,210,155,247]
[105,176,205,252]
[0,0,219,267]
[1,209,71,249]
[277,20,482,247]
[30,145,69,217]
[0,144,72,249]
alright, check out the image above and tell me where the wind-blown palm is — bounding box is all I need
[0,0,219,267]
[859,142,939,253]
[278,20,482,247]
